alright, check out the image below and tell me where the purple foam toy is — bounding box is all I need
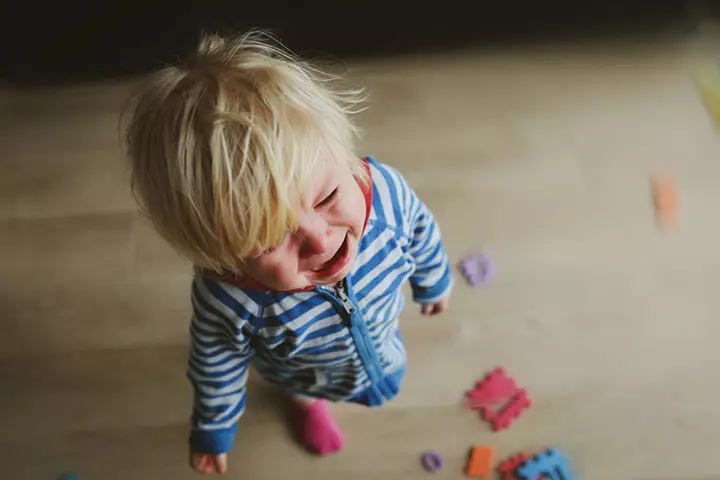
[459,250,494,286]
[421,451,444,472]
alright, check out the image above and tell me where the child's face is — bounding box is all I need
[241,159,367,290]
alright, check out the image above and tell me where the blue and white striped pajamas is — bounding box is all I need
[187,157,453,454]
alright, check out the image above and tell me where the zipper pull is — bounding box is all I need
[336,279,354,313]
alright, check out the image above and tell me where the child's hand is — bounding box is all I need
[420,295,450,316]
[190,452,228,474]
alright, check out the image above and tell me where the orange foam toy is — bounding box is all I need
[466,445,494,477]
[652,173,678,228]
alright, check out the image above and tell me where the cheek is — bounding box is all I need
[337,185,366,229]
[246,255,301,288]
[268,261,296,284]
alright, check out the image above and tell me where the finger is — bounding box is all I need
[421,304,432,315]
[191,454,213,474]
[213,454,228,474]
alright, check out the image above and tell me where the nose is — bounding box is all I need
[297,213,331,258]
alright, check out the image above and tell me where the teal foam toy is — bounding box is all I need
[516,448,575,480]
[57,474,80,480]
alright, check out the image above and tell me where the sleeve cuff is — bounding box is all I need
[411,263,453,304]
[189,424,238,455]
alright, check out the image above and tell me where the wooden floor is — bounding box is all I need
[3,34,720,479]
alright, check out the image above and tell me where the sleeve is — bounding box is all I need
[405,187,454,304]
[371,158,453,304]
[187,277,256,455]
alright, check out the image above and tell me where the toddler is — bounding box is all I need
[123,31,453,474]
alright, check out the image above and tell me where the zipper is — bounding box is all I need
[323,279,387,395]
[334,278,354,315]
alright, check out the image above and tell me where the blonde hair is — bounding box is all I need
[123,30,366,274]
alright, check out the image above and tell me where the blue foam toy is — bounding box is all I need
[57,474,80,480]
[516,448,575,480]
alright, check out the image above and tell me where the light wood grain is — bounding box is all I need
[2,34,720,479]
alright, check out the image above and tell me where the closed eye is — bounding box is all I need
[316,188,338,208]
[254,232,291,257]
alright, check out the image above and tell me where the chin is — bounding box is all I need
[311,243,357,286]
[317,267,351,285]
[313,264,352,285]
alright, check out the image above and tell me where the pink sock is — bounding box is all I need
[297,400,344,455]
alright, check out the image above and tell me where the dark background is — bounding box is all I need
[1,0,717,86]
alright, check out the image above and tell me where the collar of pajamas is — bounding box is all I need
[188,157,453,454]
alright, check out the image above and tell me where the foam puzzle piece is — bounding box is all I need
[695,65,720,130]
[421,451,444,472]
[479,389,532,431]
[497,452,532,480]
[466,445,494,477]
[516,448,575,480]
[57,474,80,480]
[466,367,519,408]
[652,173,678,229]
[459,250,494,286]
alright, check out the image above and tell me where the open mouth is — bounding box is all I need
[310,234,350,278]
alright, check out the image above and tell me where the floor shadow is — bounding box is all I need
[1,1,713,87]
[252,379,320,454]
